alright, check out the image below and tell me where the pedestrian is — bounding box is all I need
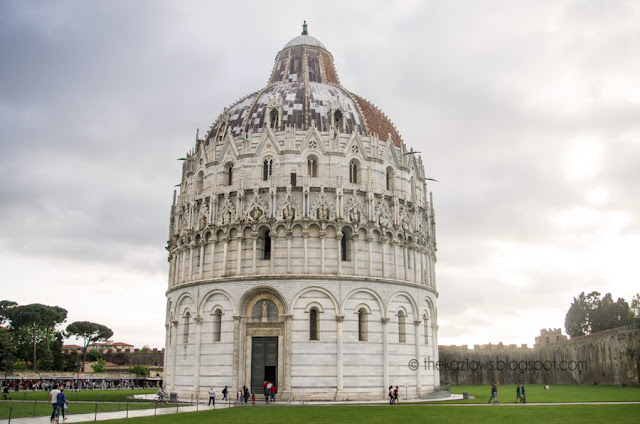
[49,385,61,422]
[208,387,216,406]
[393,386,399,404]
[264,386,270,404]
[521,383,526,403]
[388,386,394,405]
[57,388,67,421]
[3,384,9,400]
[270,383,277,403]
[251,391,255,405]
[244,386,250,404]
[515,384,523,403]
[488,382,499,404]
[237,388,241,404]
[222,385,228,401]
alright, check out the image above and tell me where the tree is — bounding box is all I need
[41,306,67,350]
[88,349,102,362]
[91,358,107,373]
[631,293,640,325]
[128,364,149,380]
[66,321,113,372]
[0,327,16,374]
[7,304,53,371]
[565,291,633,337]
[0,300,17,327]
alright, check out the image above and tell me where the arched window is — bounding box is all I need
[341,235,347,261]
[270,109,278,129]
[349,160,358,184]
[309,308,319,340]
[423,314,429,344]
[196,171,204,195]
[307,157,318,177]
[398,311,406,343]
[263,159,273,181]
[226,163,233,186]
[263,230,271,260]
[334,110,343,130]
[358,308,368,341]
[340,227,352,261]
[212,309,222,342]
[183,312,190,344]
[386,167,394,191]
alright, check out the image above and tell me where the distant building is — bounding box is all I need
[62,344,83,354]
[534,328,567,348]
[88,341,134,353]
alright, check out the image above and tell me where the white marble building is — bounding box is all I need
[164,24,439,401]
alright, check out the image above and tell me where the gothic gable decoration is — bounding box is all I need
[310,185,335,221]
[374,199,392,228]
[344,194,367,224]
[217,191,236,226]
[278,185,300,221]
[399,205,413,232]
[244,187,269,223]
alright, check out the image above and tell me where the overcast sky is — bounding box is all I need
[1,0,639,349]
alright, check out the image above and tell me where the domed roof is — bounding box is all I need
[207,23,403,148]
[283,34,326,50]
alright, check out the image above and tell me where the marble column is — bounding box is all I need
[231,315,241,391]
[199,244,205,279]
[193,317,203,397]
[380,237,387,278]
[336,232,342,275]
[352,234,358,275]
[170,320,178,390]
[302,231,309,273]
[284,314,293,393]
[320,230,326,273]
[366,235,373,276]
[414,320,422,397]
[222,237,229,276]
[252,232,258,274]
[392,242,398,280]
[270,233,276,274]
[336,315,344,396]
[188,246,194,281]
[381,317,390,394]
[286,230,292,273]
[236,235,243,276]
[210,239,216,278]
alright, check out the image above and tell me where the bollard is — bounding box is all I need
[33,400,37,416]
[190,394,193,406]
[126,402,129,418]
[94,403,98,421]
[176,400,179,413]
[8,406,12,423]
[154,400,157,415]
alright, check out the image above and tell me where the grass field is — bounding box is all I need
[0,388,156,402]
[445,384,640,403]
[0,389,168,420]
[98,404,640,424]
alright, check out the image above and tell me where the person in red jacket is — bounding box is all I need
[270,384,277,403]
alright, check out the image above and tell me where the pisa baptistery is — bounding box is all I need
[164,23,439,401]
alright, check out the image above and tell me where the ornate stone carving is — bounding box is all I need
[278,184,299,221]
[344,194,366,224]
[310,185,335,221]
[217,191,236,226]
[244,187,269,223]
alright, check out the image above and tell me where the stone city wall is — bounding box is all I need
[438,329,640,386]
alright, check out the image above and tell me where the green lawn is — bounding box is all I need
[99,404,640,424]
[0,397,176,420]
[0,388,156,402]
[445,384,640,404]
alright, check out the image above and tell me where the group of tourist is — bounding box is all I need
[488,382,526,404]
[263,381,277,403]
[388,386,400,404]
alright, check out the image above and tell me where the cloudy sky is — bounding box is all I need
[1,0,638,349]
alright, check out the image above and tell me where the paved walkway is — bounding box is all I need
[5,397,640,424]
